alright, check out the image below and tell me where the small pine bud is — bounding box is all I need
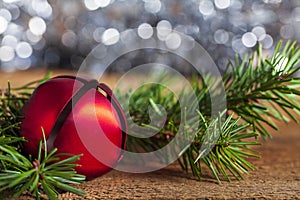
[33,160,39,170]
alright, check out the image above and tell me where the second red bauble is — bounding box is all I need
[21,75,127,180]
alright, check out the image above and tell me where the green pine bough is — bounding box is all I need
[0,41,299,199]
[0,75,86,199]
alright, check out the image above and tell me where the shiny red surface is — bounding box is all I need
[21,76,127,180]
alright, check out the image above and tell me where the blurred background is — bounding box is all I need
[0,0,299,74]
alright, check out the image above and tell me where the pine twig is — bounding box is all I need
[0,72,87,199]
[0,72,51,140]
[179,112,260,183]
[224,40,300,138]
[120,41,300,182]
[0,129,86,199]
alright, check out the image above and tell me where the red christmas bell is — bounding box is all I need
[21,75,127,180]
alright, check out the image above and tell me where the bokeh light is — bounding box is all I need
[199,0,215,16]
[0,45,14,62]
[242,32,257,48]
[214,29,229,44]
[2,35,17,48]
[214,0,230,9]
[16,42,32,58]
[157,20,172,41]
[165,32,181,50]
[144,0,161,13]
[102,28,120,45]
[138,23,153,39]
[28,17,46,36]
[84,0,111,11]
[0,16,8,34]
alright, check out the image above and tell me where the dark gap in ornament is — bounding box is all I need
[98,83,127,152]
[98,88,108,97]
[45,78,99,151]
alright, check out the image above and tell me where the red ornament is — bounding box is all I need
[21,75,127,180]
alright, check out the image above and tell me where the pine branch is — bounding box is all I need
[224,41,300,138]
[0,129,86,199]
[120,41,300,182]
[0,73,87,199]
[179,112,260,183]
[0,72,51,140]
[119,75,261,182]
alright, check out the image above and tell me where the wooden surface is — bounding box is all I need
[1,70,299,200]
